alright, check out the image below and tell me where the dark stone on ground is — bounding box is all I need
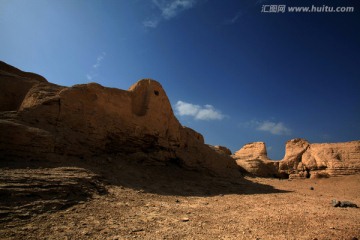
[332,199,358,208]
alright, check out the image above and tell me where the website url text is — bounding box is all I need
[261,5,355,13]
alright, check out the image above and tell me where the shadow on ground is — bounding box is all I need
[85,155,291,197]
[0,153,291,223]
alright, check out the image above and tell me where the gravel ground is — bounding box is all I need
[1,160,359,240]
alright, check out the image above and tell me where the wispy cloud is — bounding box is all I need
[225,0,268,24]
[255,120,291,135]
[143,19,160,28]
[86,74,94,81]
[93,52,106,69]
[174,100,226,121]
[225,11,243,24]
[154,0,196,19]
[86,52,106,81]
[241,120,292,135]
[144,0,197,28]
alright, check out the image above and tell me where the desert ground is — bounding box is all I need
[0,156,359,240]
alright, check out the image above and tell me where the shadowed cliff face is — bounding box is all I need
[0,61,47,111]
[0,61,240,177]
[233,139,360,178]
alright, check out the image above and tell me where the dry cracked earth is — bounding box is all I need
[0,156,359,240]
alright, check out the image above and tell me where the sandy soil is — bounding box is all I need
[0,157,359,240]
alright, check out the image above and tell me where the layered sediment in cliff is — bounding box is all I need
[0,61,239,177]
[233,139,360,178]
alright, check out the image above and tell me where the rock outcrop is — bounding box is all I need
[0,167,106,223]
[232,139,360,178]
[209,145,232,156]
[0,61,47,112]
[232,142,279,177]
[284,140,360,178]
[0,61,239,177]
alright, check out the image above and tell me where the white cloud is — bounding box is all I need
[144,0,197,28]
[93,52,106,69]
[174,101,226,121]
[175,101,199,116]
[255,120,291,135]
[86,52,106,81]
[196,104,225,120]
[154,0,196,19]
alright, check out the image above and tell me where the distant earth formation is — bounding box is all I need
[0,60,359,179]
[232,139,360,179]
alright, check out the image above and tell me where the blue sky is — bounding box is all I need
[1,0,359,159]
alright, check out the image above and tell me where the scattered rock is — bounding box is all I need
[332,200,340,207]
[332,200,358,208]
[181,217,189,222]
[340,201,358,208]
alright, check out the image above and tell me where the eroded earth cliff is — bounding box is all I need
[0,61,239,177]
[233,139,360,178]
